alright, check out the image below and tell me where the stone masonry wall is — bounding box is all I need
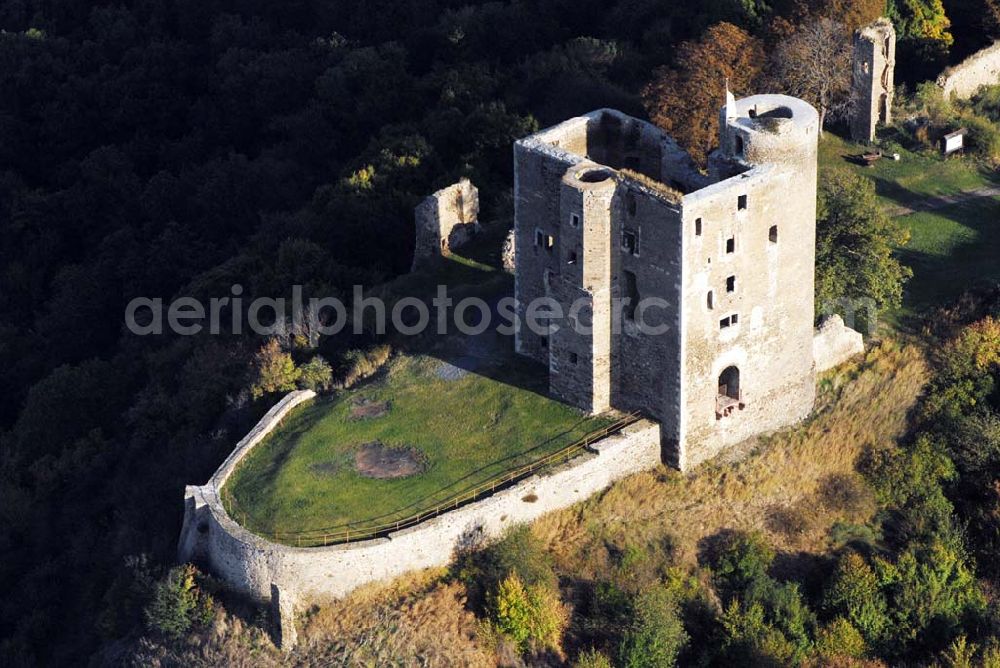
[938,41,1000,100]
[813,314,865,372]
[851,19,895,142]
[179,392,662,605]
[411,178,479,271]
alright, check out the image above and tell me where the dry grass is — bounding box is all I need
[534,339,929,576]
[293,570,498,667]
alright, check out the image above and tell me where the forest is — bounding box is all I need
[0,0,999,665]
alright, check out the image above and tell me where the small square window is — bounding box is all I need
[570,213,580,228]
[567,251,578,265]
[622,230,639,256]
[569,352,578,364]
[726,276,736,293]
[769,225,778,243]
[732,313,739,324]
[726,237,735,254]
[738,194,748,210]
[720,316,731,329]
[695,218,703,236]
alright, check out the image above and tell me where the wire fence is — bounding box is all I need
[223,410,643,548]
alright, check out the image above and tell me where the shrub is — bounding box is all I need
[297,355,333,392]
[573,648,613,668]
[815,617,867,660]
[617,585,688,668]
[959,114,1000,162]
[453,524,556,611]
[709,531,775,598]
[249,338,300,399]
[823,552,890,647]
[143,564,214,639]
[489,573,566,653]
[336,344,392,389]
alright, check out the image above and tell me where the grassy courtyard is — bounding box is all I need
[223,351,611,544]
[818,132,1000,317]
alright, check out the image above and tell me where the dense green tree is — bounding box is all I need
[815,171,913,322]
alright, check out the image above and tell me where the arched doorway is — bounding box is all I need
[716,366,744,419]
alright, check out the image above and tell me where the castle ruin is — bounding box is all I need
[513,93,821,469]
[411,178,480,271]
[851,18,896,143]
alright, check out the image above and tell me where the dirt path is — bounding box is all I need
[888,184,1000,216]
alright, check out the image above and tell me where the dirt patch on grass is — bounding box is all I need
[349,398,391,421]
[354,441,427,479]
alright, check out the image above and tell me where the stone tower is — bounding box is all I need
[513,95,819,469]
[411,178,479,271]
[851,18,896,143]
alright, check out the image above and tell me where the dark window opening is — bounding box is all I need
[540,336,548,349]
[720,316,731,329]
[731,313,739,324]
[748,107,757,119]
[536,230,554,250]
[695,218,703,236]
[567,251,578,265]
[569,352,578,364]
[735,135,745,156]
[622,230,639,256]
[570,213,580,228]
[726,237,735,254]
[738,194,748,211]
[769,225,778,243]
[624,270,639,321]
[707,290,714,310]
[726,276,736,293]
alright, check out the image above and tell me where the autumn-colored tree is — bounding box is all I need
[249,338,300,399]
[770,18,854,131]
[812,0,886,30]
[642,23,765,165]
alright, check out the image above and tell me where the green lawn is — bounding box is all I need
[895,197,1000,312]
[818,132,997,207]
[819,132,1000,320]
[223,352,611,544]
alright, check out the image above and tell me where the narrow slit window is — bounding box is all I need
[731,313,739,324]
[624,270,639,321]
[567,250,578,265]
[726,276,736,293]
[707,290,714,310]
[695,218,703,236]
[738,194,748,211]
[735,135,745,156]
[622,230,639,256]
[726,237,735,254]
[540,336,548,349]
[769,225,778,243]
[570,213,580,228]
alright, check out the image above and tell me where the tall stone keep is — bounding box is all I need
[514,95,820,470]
[411,178,479,271]
[851,18,895,143]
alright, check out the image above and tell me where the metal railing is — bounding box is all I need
[223,411,642,548]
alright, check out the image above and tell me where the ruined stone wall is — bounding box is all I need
[851,19,895,142]
[179,401,661,604]
[680,95,819,469]
[813,314,865,372]
[938,41,1000,100]
[411,178,479,271]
